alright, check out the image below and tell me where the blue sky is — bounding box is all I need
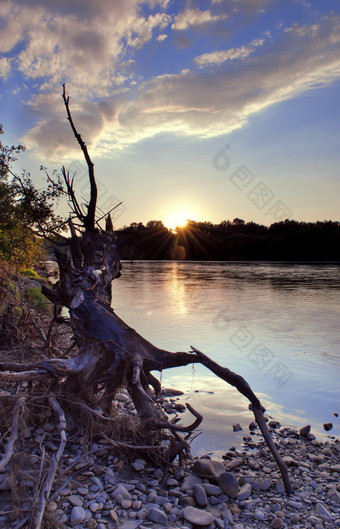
[1,0,339,229]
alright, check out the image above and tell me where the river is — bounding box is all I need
[111,261,340,456]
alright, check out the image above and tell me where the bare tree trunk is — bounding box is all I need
[0,85,293,499]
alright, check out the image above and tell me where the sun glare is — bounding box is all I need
[166,209,191,230]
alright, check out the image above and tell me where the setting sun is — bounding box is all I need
[166,209,191,230]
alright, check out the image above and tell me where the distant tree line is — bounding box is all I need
[117,218,340,261]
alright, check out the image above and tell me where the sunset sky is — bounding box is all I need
[1,0,339,229]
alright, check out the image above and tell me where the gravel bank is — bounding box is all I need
[1,390,339,529]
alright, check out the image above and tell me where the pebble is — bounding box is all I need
[70,506,86,526]
[183,505,214,526]
[113,484,132,502]
[225,457,244,470]
[201,483,222,496]
[109,510,118,523]
[147,507,167,524]
[233,423,243,432]
[237,483,252,500]
[300,424,311,436]
[218,472,239,498]
[132,459,146,472]
[287,500,304,510]
[181,473,202,491]
[315,502,333,521]
[192,458,225,479]
[5,393,339,529]
[260,478,272,491]
[323,422,333,431]
[68,495,83,507]
[307,515,323,524]
[193,484,208,506]
[254,510,265,520]
[270,518,282,529]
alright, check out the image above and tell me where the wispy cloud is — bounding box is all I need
[172,8,227,30]
[194,39,265,66]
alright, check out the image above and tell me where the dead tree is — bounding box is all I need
[0,86,293,509]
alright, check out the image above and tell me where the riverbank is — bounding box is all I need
[1,387,339,529]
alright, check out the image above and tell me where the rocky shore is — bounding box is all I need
[1,389,339,529]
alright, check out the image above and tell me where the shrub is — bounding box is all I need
[20,268,39,278]
[24,286,54,315]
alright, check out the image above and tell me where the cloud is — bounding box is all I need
[211,0,274,14]
[157,34,168,41]
[172,8,227,30]
[0,57,11,78]
[0,0,170,96]
[194,37,267,66]
[2,2,340,162]
[195,45,255,67]
[95,14,340,152]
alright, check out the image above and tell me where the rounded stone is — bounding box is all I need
[147,507,167,524]
[323,423,333,431]
[193,484,208,506]
[202,483,222,496]
[179,495,197,508]
[254,510,265,521]
[271,517,282,529]
[181,473,202,491]
[260,478,272,491]
[132,459,146,471]
[237,482,252,500]
[268,420,280,428]
[218,472,239,498]
[192,459,225,480]
[68,495,83,507]
[70,506,86,526]
[112,484,132,501]
[308,516,323,524]
[183,506,214,526]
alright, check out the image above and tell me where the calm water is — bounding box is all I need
[112,261,340,456]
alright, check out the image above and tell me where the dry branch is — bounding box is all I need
[0,397,25,471]
[28,397,67,529]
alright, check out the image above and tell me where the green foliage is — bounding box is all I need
[0,124,66,267]
[19,268,39,278]
[23,286,53,314]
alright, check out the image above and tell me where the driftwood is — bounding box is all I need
[0,86,293,528]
